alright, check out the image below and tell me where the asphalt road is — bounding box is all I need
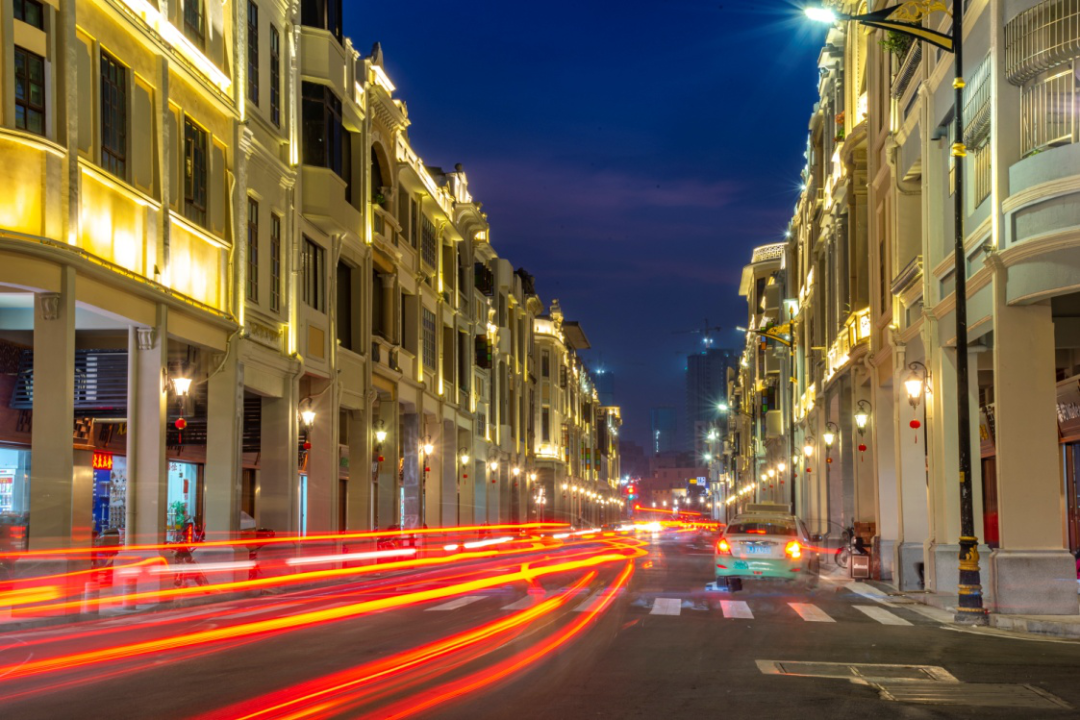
[3,532,1080,719]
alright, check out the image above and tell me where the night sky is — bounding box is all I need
[346,1,829,445]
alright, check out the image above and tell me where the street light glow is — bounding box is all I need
[804,6,838,23]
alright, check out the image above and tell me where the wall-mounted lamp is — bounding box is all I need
[459,449,470,465]
[854,400,871,435]
[904,361,929,409]
[823,422,838,449]
[172,376,193,397]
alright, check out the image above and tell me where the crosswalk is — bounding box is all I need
[420,586,935,628]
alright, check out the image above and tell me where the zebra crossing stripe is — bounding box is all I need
[719,600,754,619]
[854,604,912,626]
[426,596,484,611]
[650,598,682,616]
[501,596,537,611]
[788,602,835,622]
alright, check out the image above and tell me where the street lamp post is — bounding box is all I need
[421,438,435,528]
[805,0,984,623]
[373,421,388,529]
[458,449,470,526]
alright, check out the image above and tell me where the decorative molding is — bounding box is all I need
[38,293,60,321]
[1001,175,1080,217]
[136,327,157,350]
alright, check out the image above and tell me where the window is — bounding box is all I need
[14,48,45,136]
[541,351,550,378]
[184,0,205,50]
[336,261,353,350]
[270,214,281,312]
[183,117,208,226]
[247,198,259,302]
[269,25,281,126]
[301,237,325,311]
[420,214,437,268]
[100,52,127,178]
[542,409,551,443]
[301,82,344,177]
[409,197,419,248]
[14,0,44,29]
[300,0,342,43]
[422,309,436,370]
[247,1,259,106]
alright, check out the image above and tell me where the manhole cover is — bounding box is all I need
[877,682,1071,710]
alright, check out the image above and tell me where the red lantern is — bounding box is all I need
[174,417,186,443]
[806,467,812,473]
[303,441,312,451]
[463,474,468,479]
[910,419,921,429]
[826,457,833,464]
[424,467,430,472]
[858,444,867,452]
[378,455,385,463]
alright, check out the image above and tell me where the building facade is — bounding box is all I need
[733,0,1080,617]
[0,0,622,554]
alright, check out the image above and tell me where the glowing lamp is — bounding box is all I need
[804,6,838,23]
[459,450,470,465]
[300,409,316,428]
[172,376,193,397]
[422,441,435,456]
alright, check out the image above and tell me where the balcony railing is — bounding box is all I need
[1005,0,1080,86]
[892,41,923,100]
[1020,61,1079,155]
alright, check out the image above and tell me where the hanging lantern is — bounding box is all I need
[910,419,921,444]
[303,441,312,451]
[425,466,431,472]
[378,455,385,463]
[175,417,187,444]
[463,474,468,479]
[826,457,833,464]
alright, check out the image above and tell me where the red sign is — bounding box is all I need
[93,452,113,470]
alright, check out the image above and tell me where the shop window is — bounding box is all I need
[15,0,44,29]
[14,47,45,136]
[269,25,281,126]
[100,51,127,178]
[183,117,208,227]
[184,0,205,51]
[270,214,281,312]
[247,197,259,302]
[247,1,259,106]
[301,236,325,312]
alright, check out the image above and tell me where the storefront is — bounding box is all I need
[1057,376,1080,553]
[167,461,203,535]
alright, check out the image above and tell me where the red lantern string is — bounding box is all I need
[175,417,187,444]
[910,419,921,444]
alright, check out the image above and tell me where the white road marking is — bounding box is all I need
[501,596,537,611]
[719,600,754,619]
[650,598,682,616]
[425,596,484,611]
[788,602,835,622]
[854,604,912,626]
[574,589,605,612]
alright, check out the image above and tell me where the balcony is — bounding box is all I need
[824,309,871,383]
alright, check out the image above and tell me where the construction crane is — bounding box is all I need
[671,318,724,349]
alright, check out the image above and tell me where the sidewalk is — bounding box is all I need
[862,576,1080,640]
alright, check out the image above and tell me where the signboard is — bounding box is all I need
[93,452,114,470]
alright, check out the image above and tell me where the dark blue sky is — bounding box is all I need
[346,1,829,445]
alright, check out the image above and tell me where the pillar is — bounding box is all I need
[29,280,77,549]
[990,299,1075,614]
[305,385,338,533]
[402,411,420,529]
[440,419,457,526]
[893,359,931,590]
[258,391,298,534]
[927,341,985,597]
[374,400,398,529]
[458,443,475,525]
[346,408,370,530]
[872,378,898,582]
[204,354,242,537]
[125,304,167,546]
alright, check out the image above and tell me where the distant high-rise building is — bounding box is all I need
[649,407,678,455]
[685,348,739,457]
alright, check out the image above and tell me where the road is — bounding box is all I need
[3,528,1080,719]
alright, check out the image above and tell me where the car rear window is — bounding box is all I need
[727,522,797,537]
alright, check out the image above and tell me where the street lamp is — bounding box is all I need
[855,400,871,435]
[823,422,838,450]
[172,376,193,397]
[421,438,434,525]
[803,441,814,458]
[372,420,388,529]
[804,0,984,624]
[904,361,929,409]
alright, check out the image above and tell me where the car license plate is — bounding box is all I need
[734,561,748,570]
[745,545,769,555]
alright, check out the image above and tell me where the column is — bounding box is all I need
[872,379,899,582]
[258,391,298,534]
[990,299,1075,614]
[894,351,931,590]
[458,441,475,525]
[125,304,167,546]
[346,409,370,530]
[926,340,985,596]
[374,400,398,529]
[204,353,243,537]
[422,415,441,529]
[440,419,457,526]
[305,385,338,533]
[402,411,420,529]
[29,276,77,550]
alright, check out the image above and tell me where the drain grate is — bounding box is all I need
[877,682,1072,710]
[758,660,957,683]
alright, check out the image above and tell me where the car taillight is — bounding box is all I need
[716,539,731,555]
[785,541,802,559]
